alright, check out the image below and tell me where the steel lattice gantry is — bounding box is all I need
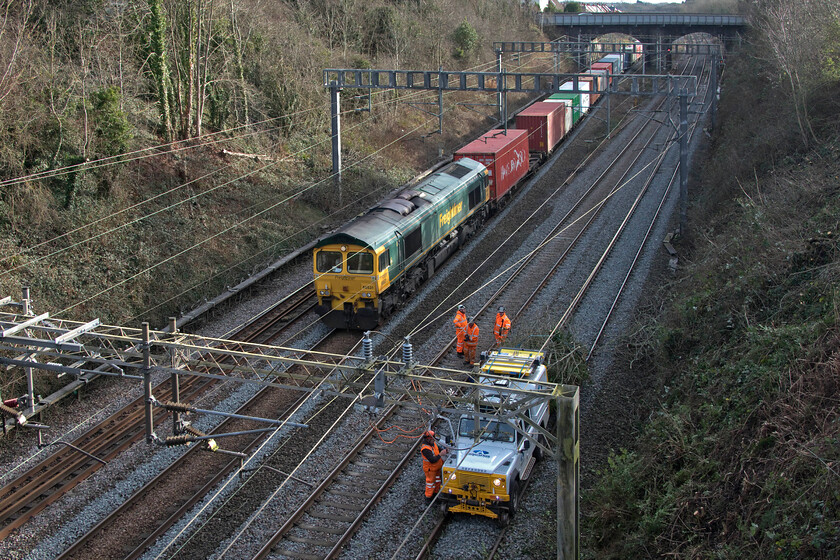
[323,66,697,184]
[0,306,581,559]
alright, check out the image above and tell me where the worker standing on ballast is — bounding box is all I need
[453,304,468,357]
[464,317,479,366]
[493,306,511,347]
[421,429,447,502]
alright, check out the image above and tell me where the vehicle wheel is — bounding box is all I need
[440,501,449,515]
[508,479,520,518]
[497,510,510,528]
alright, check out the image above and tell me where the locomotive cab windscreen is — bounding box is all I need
[314,243,381,330]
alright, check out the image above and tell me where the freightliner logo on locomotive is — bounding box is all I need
[439,201,464,228]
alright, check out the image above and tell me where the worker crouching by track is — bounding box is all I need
[421,430,448,503]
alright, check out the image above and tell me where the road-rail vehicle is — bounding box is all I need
[439,347,550,525]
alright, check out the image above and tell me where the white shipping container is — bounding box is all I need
[542,98,574,132]
[559,80,590,113]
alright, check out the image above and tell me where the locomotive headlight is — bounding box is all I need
[340,245,347,252]
[492,478,502,487]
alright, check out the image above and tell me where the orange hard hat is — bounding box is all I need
[423,429,435,439]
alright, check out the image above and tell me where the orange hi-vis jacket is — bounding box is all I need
[421,440,443,469]
[465,323,479,347]
[421,439,444,498]
[453,310,468,336]
[494,312,511,341]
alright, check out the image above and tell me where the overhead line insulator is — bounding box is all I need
[162,400,194,413]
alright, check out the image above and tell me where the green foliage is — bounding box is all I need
[262,71,301,134]
[564,2,582,13]
[452,19,478,60]
[91,87,132,157]
[147,0,173,141]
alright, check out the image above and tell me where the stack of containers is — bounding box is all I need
[601,54,623,74]
[515,102,567,155]
[545,94,580,125]
[591,61,614,85]
[454,129,529,201]
[560,80,590,114]
[581,70,607,104]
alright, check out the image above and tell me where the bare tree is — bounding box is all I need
[0,0,35,107]
[751,0,840,147]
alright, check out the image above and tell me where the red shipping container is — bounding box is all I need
[515,102,566,154]
[455,129,529,201]
[591,62,613,84]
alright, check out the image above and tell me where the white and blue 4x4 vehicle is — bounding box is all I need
[439,348,550,526]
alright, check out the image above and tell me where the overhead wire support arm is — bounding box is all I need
[0,305,581,560]
[323,67,695,180]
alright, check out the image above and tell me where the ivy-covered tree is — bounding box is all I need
[452,18,477,60]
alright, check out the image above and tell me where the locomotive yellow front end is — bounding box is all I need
[313,243,384,330]
[440,468,509,519]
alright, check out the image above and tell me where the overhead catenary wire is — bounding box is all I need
[153,336,370,560]
[1,51,541,284]
[55,107,454,318]
[0,86,448,273]
[403,95,641,340]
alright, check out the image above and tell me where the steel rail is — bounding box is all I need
[586,54,714,360]
[55,329,339,560]
[417,54,710,560]
[0,284,317,542]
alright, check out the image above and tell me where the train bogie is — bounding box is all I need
[315,51,627,330]
[454,129,529,203]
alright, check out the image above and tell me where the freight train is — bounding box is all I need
[314,50,640,330]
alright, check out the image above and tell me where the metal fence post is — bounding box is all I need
[330,80,342,202]
[679,90,688,236]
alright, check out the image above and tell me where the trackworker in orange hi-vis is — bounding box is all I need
[493,306,511,347]
[421,429,447,502]
[453,305,468,357]
[464,317,479,366]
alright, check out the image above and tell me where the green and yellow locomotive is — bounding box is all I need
[314,158,488,329]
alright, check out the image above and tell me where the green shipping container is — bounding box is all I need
[546,93,582,123]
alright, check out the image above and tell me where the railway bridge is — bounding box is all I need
[540,12,747,49]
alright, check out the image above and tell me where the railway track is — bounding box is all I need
[0,285,317,542]
[413,54,715,560]
[138,57,714,559]
[5,53,715,560]
[187,61,691,560]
